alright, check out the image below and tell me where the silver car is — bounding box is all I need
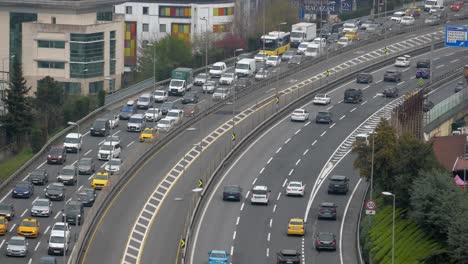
[212,88,231,101]
[31,198,52,217]
[104,158,122,175]
[57,165,77,185]
[6,236,28,257]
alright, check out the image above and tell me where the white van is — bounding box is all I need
[304,43,322,58]
[235,59,256,77]
[209,62,227,77]
[250,185,270,205]
[47,230,69,255]
[64,133,82,153]
[297,42,310,54]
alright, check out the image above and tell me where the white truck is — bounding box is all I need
[235,59,256,77]
[424,0,444,11]
[290,23,317,48]
[168,68,194,96]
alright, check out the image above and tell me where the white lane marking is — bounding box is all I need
[320,131,327,137]
[273,205,277,213]
[304,121,311,127]
[303,149,309,156]
[266,248,270,257]
[54,211,61,219]
[295,159,301,166]
[350,108,357,112]
[240,203,245,211]
[88,173,96,180]
[34,241,41,251]
[100,162,107,168]
[230,246,234,256]
[450,59,460,63]
[236,217,240,225]
[71,160,77,166]
[78,185,83,191]
[0,239,4,249]
[338,100,344,103]
[436,64,444,69]
[246,191,250,198]
[126,141,135,147]
[267,232,271,241]
[66,198,72,203]
[267,157,273,164]
[289,168,294,176]
[269,218,273,227]
[233,231,237,240]
[373,94,379,98]
[22,174,30,181]
[361,100,367,106]
[44,225,51,234]
[32,196,39,204]
[113,130,121,136]
[28,258,32,264]
[37,161,47,169]
[276,147,282,154]
[330,123,336,129]
[282,179,288,187]
[327,106,334,110]
[397,81,405,86]
[362,85,370,90]
[84,150,92,156]
[433,57,440,61]
[277,192,282,201]
[294,129,301,135]
[285,138,291,144]
[340,115,346,120]
[445,52,455,56]
[20,209,28,217]
[375,80,382,83]
[252,178,257,185]
[340,178,363,264]
[98,140,105,145]
[311,140,317,146]
[10,224,16,232]
[260,167,265,174]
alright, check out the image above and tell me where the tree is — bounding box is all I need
[410,168,462,241]
[1,56,34,151]
[35,76,64,137]
[447,197,468,262]
[137,36,193,82]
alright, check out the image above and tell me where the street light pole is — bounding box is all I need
[382,191,396,264]
[146,43,157,124]
[200,17,208,78]
[370,133,375,200]
[232,48,243,146]
[67,121,80,189]
[275,22,287,104]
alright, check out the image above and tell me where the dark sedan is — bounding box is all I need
[160,101,177,115]
[183,104,199,117]
[0,203,15,220]
[222,185,242,201]
[318,202,337,220]
[12,181,34,198]
[383,86,399,98]
[181,92,199,104]
[77,188,97,207]
[455,81,465,93]
[416,68,430,79]
[356,72,373,83]
[383,69,402,82]
[315,232,337,251]
[29,169,48,185]
[78,158,95,175]
[44,183,65,201]
[277,249,301,264]
[316,111,333,124]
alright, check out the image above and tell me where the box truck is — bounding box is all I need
[169,68,194,96]
[290,23,317,48]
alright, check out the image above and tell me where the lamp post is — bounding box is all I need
[146,43,157,124]
[370,133,375,200]
[67,121,80,190]
[382,191,396,264]
[200,17,209,79]
[180,187,203,260]
[275,22,287,102]
[232,48,243,146]
[61,209,67,264]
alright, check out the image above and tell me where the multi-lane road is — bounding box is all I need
[189,46,467,264]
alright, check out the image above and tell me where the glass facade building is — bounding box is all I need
[110,31,116,75]
[9,12,37,70]
[69,32,105,78]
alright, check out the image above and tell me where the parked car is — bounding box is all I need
[316,111,333,124]
[77,158,95,175]
[328,175,349,194]
[30,198,52,217]
[6,236,28,257]
[219,73,236,85]
[160,101,177,115]
[416,68,430,79]
[383,69,402,82]
[194,73,209,86]
[266,55,281,67]
[47,145,67,164]
[12,181,34,198]
[102,113,119,129]
[29,169,48,185]
[313,94,331,105]
[182,92,199,104]
[202,80,217,94]
[0,203,15,220]
[383,86,399,98]
[77,188,97,207]
[153,89,168,102]
[222,185,242,201]
[318,202,337,220]
[57,165,77,185]
[290,108,309,122]
[44,183,65,201]
[255,68,271,81]
[183,104,199,117]
[315,232,337,251]
[356,72,373,83]
[276,249,301,264]
[145,108,162,122]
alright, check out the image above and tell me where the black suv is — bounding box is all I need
[344,88,363,103]
[29,169,48,185]
[383,86,399,98]
[318,202,338,220]
[356,72,373,83]
[277,249,301,264]
[90,118,110,137]
[62,200,84,225]
[328,175,349,194]
[77,188,97,207]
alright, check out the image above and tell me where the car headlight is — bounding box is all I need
[6,213,10,216]
[58,193,63,196]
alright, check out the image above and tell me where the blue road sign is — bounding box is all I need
[445,25,468,48]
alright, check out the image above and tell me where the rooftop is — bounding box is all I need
[0,0,126,9]
[431,134,467,171]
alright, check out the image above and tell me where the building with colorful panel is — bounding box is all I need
[0,0,126,95]
[115,0,235,72]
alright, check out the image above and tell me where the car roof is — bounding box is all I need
[289,218,304,222]
[210,249,227,254]
[330,175,347,180]
[320,202,336,207]
[253,185,268,190]
[50,182,64,187]
[50,230,66,237]
[288,181,303,185]
[66,133,82,138]
[34,198,49,203]
[280,249,298,255]
[129,113,145,118]
[213,62,226,66]
[10,236,25,241]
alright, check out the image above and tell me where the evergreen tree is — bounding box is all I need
[35,76,64,137]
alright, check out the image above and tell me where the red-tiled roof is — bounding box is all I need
[431,134,467,171]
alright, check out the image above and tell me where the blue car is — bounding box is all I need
[12,181,34,198]
[416,68,430,79]
[208,250,230,264]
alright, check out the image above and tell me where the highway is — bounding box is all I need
[0,13,456,264]
[189,47,467,264]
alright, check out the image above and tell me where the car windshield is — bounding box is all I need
[290,32,303,38]
[78,192,90,199]
[237,63,249,69]
[338,38,348,44]
[318,233,334,241]
[48,184,62,191]
[108,159,121,166]
[154,91,165,96]
[222,73,234,78]
[79,159,92,166]
[204,82,215,87]
[307,47,318,53]
[65,206,79,214]
[159,119,170,125]
[95,174,108,180]
[317,112,330,117]
[9,238,24,246]
[197,73,207,79]
[252,189,267,195]
[402,17,412,21]
[331,178,344,183]
[16,182,30,188]
[316,94,327,99]
[267,56,278,61]
[256,53,266,58]
[61,168,75,175]
[386,70,397,74]
[33,200,49,207]
[0,204,10,210]
[289,182,302,187]
[210,253,226,258]
[129,117,143,124]
[396,58,405,62]
[167,111,179,117]
[161,102,173,108]
[121,106,133,113]
[50,236,65,243]
[293,110,304,115]
[171,80,184,87]
[344,23,355,28]
[139,96,150,102]
[21,221,36,227]
[52,224,66,231]
[224,186,240,192]
[298,43,308,49]
[101,144,114,151]
[290,220,302,225]
[212,65,223,70]
[49,148,63,155]
[64,137,79,143]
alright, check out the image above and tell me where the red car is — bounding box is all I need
[47,145,67,164]
[407,10,421,17]
[451,1,464,11]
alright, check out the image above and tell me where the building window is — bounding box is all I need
[143,6,149,15]
[213,7,234,16]
[97,11,113,21]
[51,17,56,24]
[60,82,81,94]
[110,31,116,75]
[126,6,132,14]
[213,23,232,33]
[37,61,65,69]
[37,40,65,49]
[107,78,115,93]
[171,23,191,41]
[142,23,149,32]
[89,80,104,94]
[160,24,166,33]
[159,6,191,18]
[70,32,104,78]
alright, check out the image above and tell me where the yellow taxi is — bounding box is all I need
[17,218,40,238]
[139,127,160,142]
[91,171,109,190]
[405,6,422,13]
[0,216,8,235]
[287,218,305,236]
[344,30,359,40]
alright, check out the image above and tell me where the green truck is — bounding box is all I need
[169,67,194,96]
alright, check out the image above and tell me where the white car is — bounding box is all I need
[166,109,183,125]
[219,73,236,85]
[250,185,270,205]
[153,90,168,102]
[98,141,121,161]
[212,87,231,101]
[51,222,71,242]
[297,42,309,54]
[313,94,331,105]
[337,37,351,48]
[202,80,217,94]
[102,113,119,129]
[64,133,83,152]
[286,181,305,196]
[390,11,406,22]
[266,55,281,67]
[194,73,209,86]
[290,108,309,122]
[394,55,411,67]
[255,68,271,81]
[313,37,327,48]
[342,22,358,33]
[104,158,122,175]
[209,62,227,77]
[254,52,267,62]
[145,108,162,122]
[156,118,175,132]
[400,16,415,25]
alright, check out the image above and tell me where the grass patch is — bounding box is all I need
[0,148,33,182]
